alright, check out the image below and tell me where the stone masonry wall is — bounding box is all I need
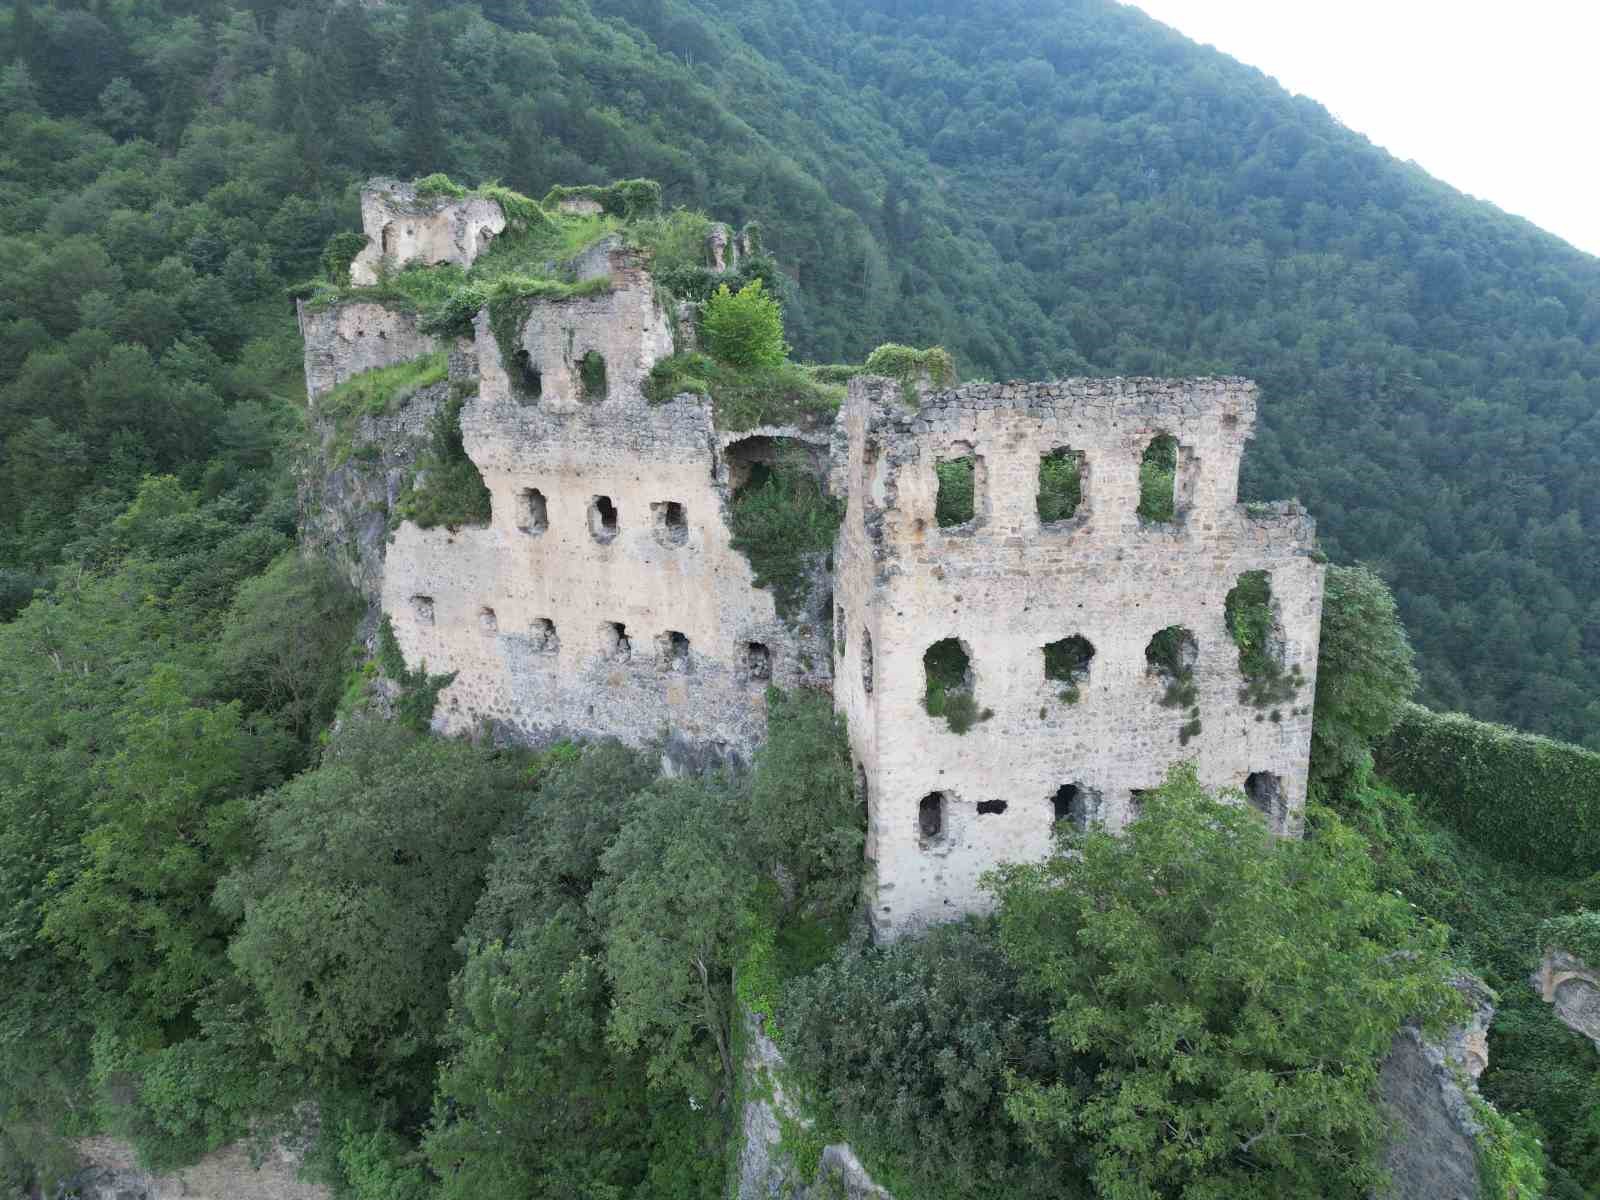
[297,299,439,402]
[380,247,833,765]
[349,177,506,287]
[834,376,1325,939]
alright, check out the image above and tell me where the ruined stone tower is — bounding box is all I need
[834,376,1324,938]
[301,179,1326,941]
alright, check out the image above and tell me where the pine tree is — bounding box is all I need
[269,41,296,133]
[12,0,37,66]
[399,0,444,176]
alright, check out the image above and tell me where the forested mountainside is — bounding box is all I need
[2,0,1599,744]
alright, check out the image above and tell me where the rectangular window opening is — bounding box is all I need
[520,488,549,535]
[744,641,771,681]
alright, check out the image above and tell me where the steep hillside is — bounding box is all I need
[2,0,1598,747]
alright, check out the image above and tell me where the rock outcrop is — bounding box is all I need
[735,1011,893,1200]
[65,1136,327,1200]
[1377,975,1495,1200]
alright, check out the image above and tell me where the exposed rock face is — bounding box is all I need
[297,300,439,403]
[1530,948,1600,1052]
[834,376,1325,938]
[348,177,506,287]
[299,379,448,606]
[1377,976,1494,1200]
[66,1136,327,1200]
[736,1012,893,1200]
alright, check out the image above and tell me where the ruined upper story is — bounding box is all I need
[349,178,507,287]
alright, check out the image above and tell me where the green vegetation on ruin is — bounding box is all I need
[934,456,977,527]
[1137,433,1179,524]
[727,461,843,621]
[1036,448,1083,524]
[643,352,844,429]
[393,389,492,531]
[1225,568,1302,708]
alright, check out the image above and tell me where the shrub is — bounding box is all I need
[1377,704,1600,873]
[727,462,843,620]
[745,689,865,923]
[320,231,369,285]
[414,172,466,199]
[395,391,492,531]
[1313,564,1419,787]
[988,764,1464,1200]
[1225,569,1301,708]
[703,278,787,368]
[778,920,1078,1200]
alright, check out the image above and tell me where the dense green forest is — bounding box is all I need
[1,0,1599,1197]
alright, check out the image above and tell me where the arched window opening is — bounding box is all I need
[589,496,619,543]
[1043,634,1095,704]
[520,488,548,535]
[924,638,984,734]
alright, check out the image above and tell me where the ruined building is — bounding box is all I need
[300,180,1327,938]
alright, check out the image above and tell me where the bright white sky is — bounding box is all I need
[1124,0,1600,257]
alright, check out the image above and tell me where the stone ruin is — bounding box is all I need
[301,180,1327,937]
[348,177,506,287]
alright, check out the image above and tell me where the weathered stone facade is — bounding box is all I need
[377,244,832,765]
[835,376,1324,937]
[1530,947,1600,1053]
[348,178,506,287]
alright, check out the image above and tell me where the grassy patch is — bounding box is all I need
[643,352,844,430]
[727,462,843,620]
[320,352,448,422]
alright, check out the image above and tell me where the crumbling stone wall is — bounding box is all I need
[297,300,439,402]
[348,177,506,287]
[379,247,832,765]
[834,376,1325,939]
[1530,948,1600,1053]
